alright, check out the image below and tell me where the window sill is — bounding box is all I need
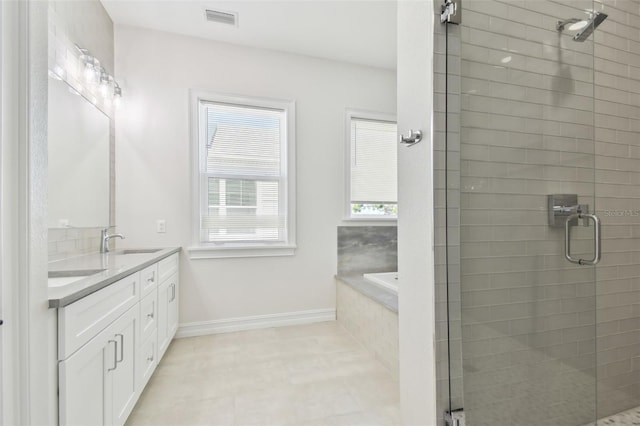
[188,244,297,259]
[342,217,397,225]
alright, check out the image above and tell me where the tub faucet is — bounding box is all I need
[100,226,125,253]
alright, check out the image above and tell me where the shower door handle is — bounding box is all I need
[565,213,601,265]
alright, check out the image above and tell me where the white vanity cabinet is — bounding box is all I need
[157,254,179,360]
[58,302,138,426]
[56,251,180,426]
[138,264,159,389]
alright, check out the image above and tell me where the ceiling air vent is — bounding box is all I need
[205,9,238,26]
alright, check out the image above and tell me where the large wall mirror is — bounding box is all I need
[48,75,110,228]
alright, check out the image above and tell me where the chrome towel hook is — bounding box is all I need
[400,130,422,146]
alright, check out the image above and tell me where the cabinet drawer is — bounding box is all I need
[158,253,178,283]
[140,263,159,298]
[58,273,140,360]
[138,333,157,390]
[139,290,158,343]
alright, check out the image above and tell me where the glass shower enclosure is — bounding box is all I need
[438,0,640,425]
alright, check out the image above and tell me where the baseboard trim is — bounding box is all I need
[175,308,336,338]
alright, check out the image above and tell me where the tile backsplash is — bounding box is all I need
[337,226,397,275]
[48,227,104,261]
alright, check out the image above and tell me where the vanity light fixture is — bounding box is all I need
[99,69,111,97]
[84,59,97,82]
[113,83,122,108]
[71,45,123,106]
[77,46,101,83]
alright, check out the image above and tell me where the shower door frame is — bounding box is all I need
[440,1,604,424]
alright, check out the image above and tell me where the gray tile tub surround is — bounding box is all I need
[337,226,397,275]
[336,275,398,313]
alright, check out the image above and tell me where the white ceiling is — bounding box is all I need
[100,0,397,70]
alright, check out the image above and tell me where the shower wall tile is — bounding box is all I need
[594,0,640,417]
[435,0,640,424]
[45,2,638,422]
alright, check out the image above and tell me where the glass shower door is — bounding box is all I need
[441,1,606,424]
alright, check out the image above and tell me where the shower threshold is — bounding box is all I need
[445,408,465,426]
[446,406,640,425]
[582,406,640,426]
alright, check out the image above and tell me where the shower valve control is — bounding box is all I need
[548,194,589,227]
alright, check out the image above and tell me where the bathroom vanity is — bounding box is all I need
[48,248,180,426]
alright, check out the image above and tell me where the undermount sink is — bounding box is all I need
[113,249,163,255]
[48,269,106,288]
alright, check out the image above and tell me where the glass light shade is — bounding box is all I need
[99,79,110,97]
[84,62,96,82]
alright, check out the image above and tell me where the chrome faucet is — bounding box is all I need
[100,226,125,253]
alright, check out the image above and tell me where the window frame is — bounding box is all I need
[344,109,398,222]
[189,90,296,259]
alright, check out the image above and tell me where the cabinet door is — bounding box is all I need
[167,273,179,339]
[138,333,157,390]
[60,305,139,426]
[157,279,171,360]
[139,290,158,343]
[109,305,139,426]
[59,326,114,426]
[158,253,178,283]
[58,273,139,360]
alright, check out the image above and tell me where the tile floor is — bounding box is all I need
[584,406,640,426]
[126,321,401,426]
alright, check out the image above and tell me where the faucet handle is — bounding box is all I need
[101,226,116,241]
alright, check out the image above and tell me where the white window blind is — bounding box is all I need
[200,101,287,243]
[350,118,398,204]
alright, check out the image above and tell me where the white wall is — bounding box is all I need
[114,26,396,325]
[2,3,29,424]
[26,2,57,425]
[397,0,437,424]
[50,0,115,73]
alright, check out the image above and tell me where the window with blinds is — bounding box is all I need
[348,113,397,218]
[198,99,289,244]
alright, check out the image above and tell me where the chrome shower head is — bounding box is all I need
[558,12,608,41]
[556,18,584,32]
[573,12,608,41]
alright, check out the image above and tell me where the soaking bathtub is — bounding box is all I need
[363,272,399,293]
